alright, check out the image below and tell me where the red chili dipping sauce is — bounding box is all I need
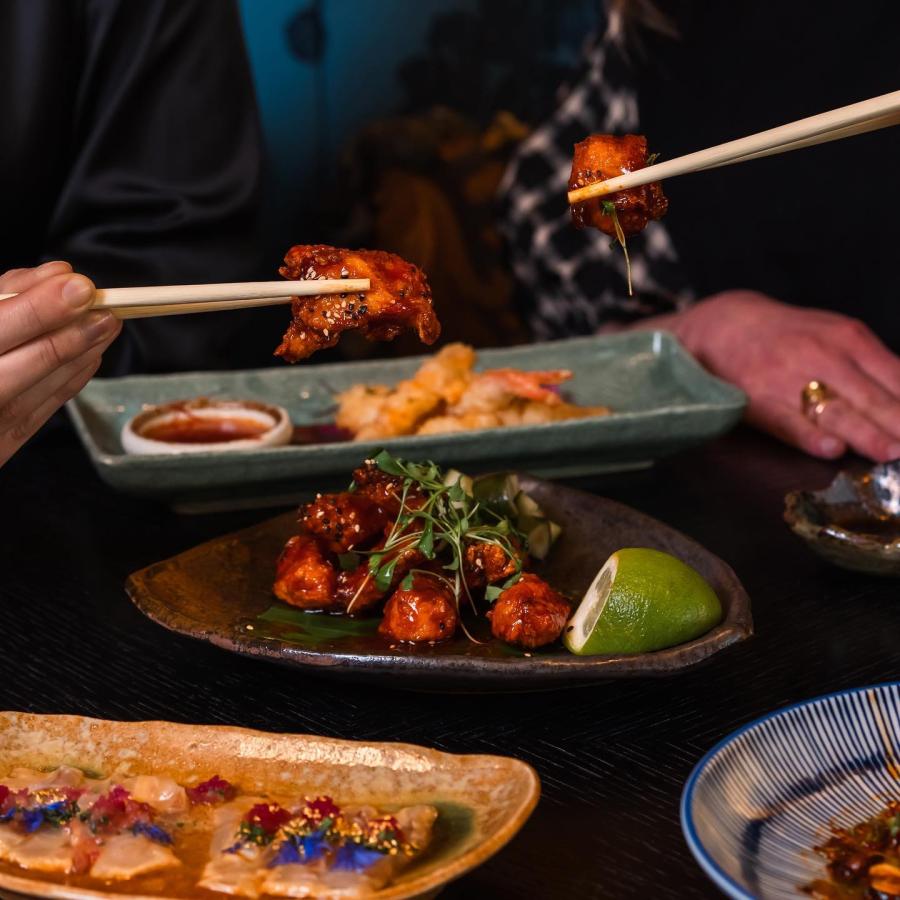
[141,415,270,444]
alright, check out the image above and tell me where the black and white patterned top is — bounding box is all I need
[497,14,693,340]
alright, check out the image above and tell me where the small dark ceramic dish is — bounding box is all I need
[126,477,752,692]
[784,461,900,576]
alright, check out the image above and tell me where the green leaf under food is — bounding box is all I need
[257,605,379,643]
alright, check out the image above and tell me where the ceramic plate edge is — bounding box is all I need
[679,680,900,900]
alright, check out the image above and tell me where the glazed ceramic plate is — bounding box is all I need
[68,332,745,511]
[682,683,900,899]
[125,476,752,691]
[0,712,539,900]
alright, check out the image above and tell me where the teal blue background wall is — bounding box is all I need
[238,0,477,212]
[236,0,599,258]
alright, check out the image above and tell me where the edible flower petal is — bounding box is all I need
[268,831,329,868]
[332,843,384,872]
[299,795,341,826]
[20,808,45,833]
[230,803,294,849]
[85,786,154,834]
[187,775,237,806]
[131,821,174,845]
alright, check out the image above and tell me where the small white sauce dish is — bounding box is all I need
[121,398,293,455]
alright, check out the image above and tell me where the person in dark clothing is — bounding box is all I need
[0,0,263,467]
[500,0,900,462]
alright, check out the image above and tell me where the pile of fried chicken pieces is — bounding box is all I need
[273,460,571,649]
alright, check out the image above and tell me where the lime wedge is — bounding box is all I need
[563,548,722,655]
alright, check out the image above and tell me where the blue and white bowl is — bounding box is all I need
[682,683,900,899]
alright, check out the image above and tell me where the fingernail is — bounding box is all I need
[887,444,900,461]
[82,311,118,344]
[63,275,93,310]
[38,260,70,273]
[819,436,844,457]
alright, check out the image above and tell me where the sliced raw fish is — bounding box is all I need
[90,833,179,880]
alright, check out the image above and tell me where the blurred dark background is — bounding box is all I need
[238,0,600,355]
[236,0,899,364]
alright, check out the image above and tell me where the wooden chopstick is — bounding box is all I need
[697,111,900,171]
[112,295,293,320]
[0,278,370,316]
[567,89,900,204]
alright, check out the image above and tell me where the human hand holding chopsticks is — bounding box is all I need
[0,262,121,468]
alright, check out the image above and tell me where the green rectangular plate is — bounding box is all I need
[67,332,745,510]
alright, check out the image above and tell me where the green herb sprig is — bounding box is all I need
[348,452,525,635]
[601,200,633,297]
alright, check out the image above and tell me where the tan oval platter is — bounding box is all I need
[0,713,539,900]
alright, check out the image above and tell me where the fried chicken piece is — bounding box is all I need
[275,245,441,362]
[379,574,458,643]
[462,539,522,590]
[351,459,425,516]
[336,539,426,615]
[486,573,570,649]
[299,492,390,553]
[335,564,384,615]
[569,134,667,237]
[273,534,339,611]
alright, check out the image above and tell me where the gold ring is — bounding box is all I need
[801,380,835,423]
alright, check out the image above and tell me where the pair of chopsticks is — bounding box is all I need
[568,89,900,204]
[0,279,371,319]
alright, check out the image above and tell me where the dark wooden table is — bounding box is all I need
[2,425,897,899]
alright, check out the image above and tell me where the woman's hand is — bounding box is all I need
[639,290,900,461]
[0,262,121,467]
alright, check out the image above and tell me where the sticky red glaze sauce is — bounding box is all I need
[141,416,270,444]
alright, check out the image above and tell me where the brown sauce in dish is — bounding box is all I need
[823,506,900,541]
[141,416,270,444]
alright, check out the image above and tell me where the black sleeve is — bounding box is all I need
[43,0,265,373]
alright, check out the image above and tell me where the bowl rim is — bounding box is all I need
[121,397,292,454]
[680,680,900,900]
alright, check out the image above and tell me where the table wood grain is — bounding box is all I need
[1,425,895,899]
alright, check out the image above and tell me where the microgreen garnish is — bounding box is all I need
[646,152,660,165]
[601,200,633,296]
[349,452,528,638]
[484,572,523,603]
